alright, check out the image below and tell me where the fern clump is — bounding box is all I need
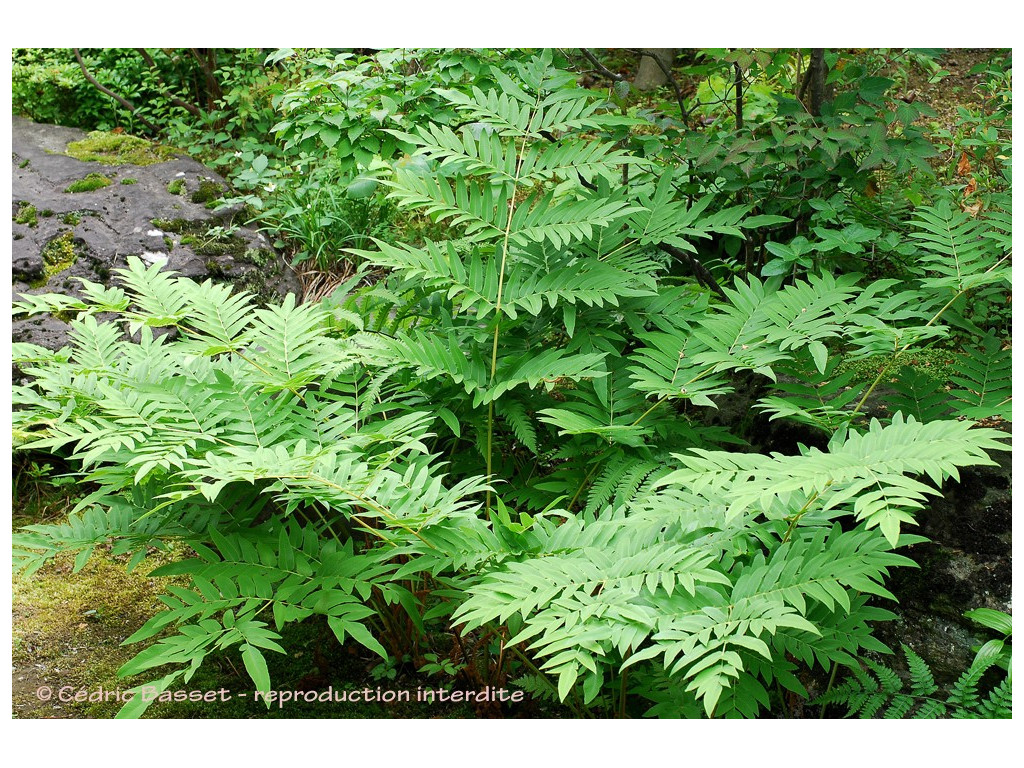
[816,644,1011,719]
[12,51,1012,719]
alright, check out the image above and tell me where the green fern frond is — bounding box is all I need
[886,365,953,423]
[949,332,1012,421]
[910,200,1010,296]
[815,643,1010,719]
[662,414,1009,545]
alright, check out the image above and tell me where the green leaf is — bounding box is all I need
[964,608,1012,636]
[344,621,389,660]
[808,341,829,375]
[241,644,272,705]
[115,671,184,719]
[346,177,378,199]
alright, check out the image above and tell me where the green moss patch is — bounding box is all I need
[66,131,179,166]
[837,348,959,384]
[14,202,38,227]
[39,231,78,281]
[65,173,112,194]
[166,178,187,196]
[61,211,82,226]
[12,547,183,718]
[190,179,223,205]
[152,218,246,259]
[121,178,138,185]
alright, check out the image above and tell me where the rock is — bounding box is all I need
[712,377,1012,687]
[876,445,1012,683]
[11,117,301,350]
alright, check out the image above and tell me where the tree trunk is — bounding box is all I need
[634,49,677,91]
[807,48,833,116]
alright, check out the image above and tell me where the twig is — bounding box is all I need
[73,48,159,133]
[187,48,223,110]
[580,48,626,82]
[734,62,744,130]
[627,48,691,126]
[657,242,728,299]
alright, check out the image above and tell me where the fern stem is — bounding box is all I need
[567,392,674,510]
[850,252,1011,422]
[819,662,839,718]
[485,100,540,514]
[781,487,826,543]
[275,472,433,548]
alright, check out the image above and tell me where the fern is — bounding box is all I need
[12,51,1012,720]
[910,200,1011,297]
[887,364,953,423]
[817,644,1012,719]
[949,332,1012,421]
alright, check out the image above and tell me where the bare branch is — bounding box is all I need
[657,242,728,299]
[627,48,692,126]
[579,48,626,82]
[73,48,159,133]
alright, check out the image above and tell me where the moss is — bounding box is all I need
[151,217,190,233]
[837,348,960,384]
[19,157,31,169]
[190,179,223,204]
[61,211,82,226]
[41,209,55,217]
[12,547,186,719]
[121,178,138,185]
[152,218,246,259]
[39,231,78,281]
[166,178,187,196]
[242,248,274,267]
[65,173,112,194]
[65,131,179,166]
[14,202,38,227]
[163,236,175,250]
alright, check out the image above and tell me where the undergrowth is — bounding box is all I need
[11,48,1012,719]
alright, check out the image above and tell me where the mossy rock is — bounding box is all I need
[191,179,223,205]
[14,202,38,227]
[153,218,247,259]
[65,131,179,166]
[32,231,79,287]
[65,173,112,194]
